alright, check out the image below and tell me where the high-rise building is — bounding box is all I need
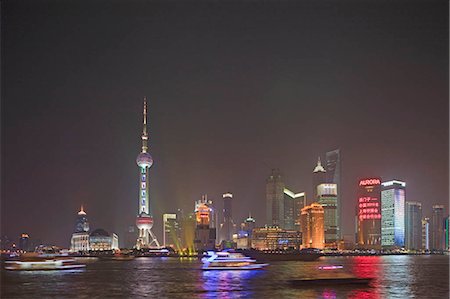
[70,206,90,252]
[317,183,338,245]
[422,217,430,251]
[179,213,196,254]
[135,98,160,249]
[405,201,422,250]
[194,195,216,251]
[283,188,305,231]
[356,178,382,250]
[266,169,285,227]
[431,205,445,250]
[325,149,341,239]
[300,203,325,249]
[163,214,180,250]
[18,234,30,252]
[312,157,327,200]
[381,180,406,248]
[220,193,234,242]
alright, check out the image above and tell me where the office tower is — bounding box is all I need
[283,188,305,231]
[317,183,338,245]
[70,206,90,252]
[180,213,196,254]
[194,195,216,251]
[300,203,325,249]
[266,169,285,227]
[135,97,160,249]
[18,234,30,252]
[325,149,341,239]
[221,193,234,242]
[431,205,445,250]
[163,214,180,249]
[356,178,382,250]
[422,217,430,251]
[381,180,406,248]
[405,201,422,250]
[312,157,327,200]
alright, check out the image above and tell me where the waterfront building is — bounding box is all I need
[312,157,327,200]
[219,192,235,242]
[194,195,216,251]
[325,149,341,239]
[251,226,301,250]
[283,188,305,231]
[233,215,256,249]
[135,97,160,249]
[405,201,422,250]
[356,178,382,250]
[381,180,406,248]
[89,229,119,251]
[300,203,325,249]
[18,234,30,252]
[163,213,180,249]
[266,169,285,227]
[70,206,90,252]
[317,183,338,245]
[179,213,196,253]
[431,205,445,250]
[422,217,430,251]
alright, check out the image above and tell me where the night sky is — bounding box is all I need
[2,0,448,247]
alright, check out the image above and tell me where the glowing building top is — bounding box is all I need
[313,157,326,173]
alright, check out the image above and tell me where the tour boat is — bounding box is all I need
[4,253,86,271]
[201,251,268,270]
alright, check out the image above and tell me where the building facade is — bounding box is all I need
[220,193,235,243]
[422,217,430,251]
[251,226,301,250]
[266,169,285,227]
[283,188,305,231]
[70,206,90,253]
[163,213,180,250]
[300,203,325,249]
[405,201,422,250]
[89,229,119,251]
[381,180,406,248]
[325,149,341,239]
[356,178,382,250]
[431,205,445,250]
[317,183,338,245]
[194,195,216,251]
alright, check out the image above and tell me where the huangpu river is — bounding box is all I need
[1,255,449,298]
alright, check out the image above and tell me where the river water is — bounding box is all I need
[1,255,448,298]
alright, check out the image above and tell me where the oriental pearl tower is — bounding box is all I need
[135,97,160,249]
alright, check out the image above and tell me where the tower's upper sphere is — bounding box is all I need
[136,152,153,168]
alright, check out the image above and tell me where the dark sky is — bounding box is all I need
[2,0,448,247]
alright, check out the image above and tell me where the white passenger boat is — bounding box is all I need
[4,253,86,271]
[202,251,268,270]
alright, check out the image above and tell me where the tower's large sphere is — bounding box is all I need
[136,213,153,230]
[136,152,153,168]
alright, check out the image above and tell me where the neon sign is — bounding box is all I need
[358,196,381,221]
[359,178,381,186]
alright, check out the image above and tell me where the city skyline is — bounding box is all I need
[2,1,448,247]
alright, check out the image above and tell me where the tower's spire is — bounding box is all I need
[317,156,322,166]
[313,156,326,173]
[141,97,148,153]
[78,204,86,215]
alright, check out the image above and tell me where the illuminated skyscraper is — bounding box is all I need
[70,206,90,252]
[194,195,216,251]
[266,169,285,227]
[301,203,325,249]
[405,201,422,250]
[422,217,430,251]
[356,178,382,250]
[381,180,406,248]
[220,193,234,242]
[431,205,445,250]
[135,98,160,249]
[283,188,305,231]
[325,149,341,239]
[317,183,338,245]
[163,214,180,249]
[312,157,326,200]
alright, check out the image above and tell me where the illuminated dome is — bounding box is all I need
[136,152,153,168]
[90,228,109,237]
[136,213,153,230]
